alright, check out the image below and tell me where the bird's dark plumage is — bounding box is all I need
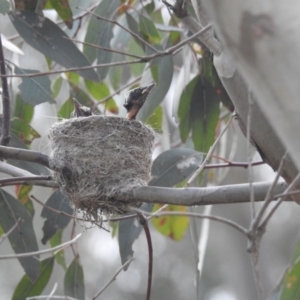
[123,83,155,120]
[71,98,93,118]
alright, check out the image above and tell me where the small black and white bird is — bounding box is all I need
[123,83,155,120]
[71,98,93,118]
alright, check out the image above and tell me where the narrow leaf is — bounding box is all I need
[152,204,189,240]
[139,14,160,44]
[12,258,54,300]
[118,203,153,270]
[11,118,41,144]
[178,75,220,152]
[15,66,55,105]
[84,0,119,81]
[52,76,63,98]
[16,185,34,217]
[280,258,300,300]
[10,11,99,81]
[138,54,173,121]
[146,105,163,133]
[149,148,203,187]
[0,189,39,281]
[85,80,110,100]
[64,256,85,300]
[58,98,74,120]
[13,94,34,123]
[50,230,67,270]
[50,0,73,29]
[41,190,73,244]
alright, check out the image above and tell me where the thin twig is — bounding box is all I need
[0,218,21,245]
[259,172,300,230]
[78,7,159,53]
[45,282,58,300]
[0,175,52,186]
[0,233,81,259]
[92,257,134,299]
[68,38,144,60]
[136,211,153,300]
[27,296,79,300]
[204,161,264,169]
[0,34,11,146]
[247,89,255,218]
[250,152,287,232]
[187,114,234,185]
[3,24,212,79]
[133,208,249,238]
[0,161,57,188]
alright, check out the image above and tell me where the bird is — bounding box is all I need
[123,83,155,120]
[71,98,93,118]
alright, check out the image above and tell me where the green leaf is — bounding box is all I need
[126,12,145,51]
[13,94,34,123]
[50,0,73,29]
[52,76,63,98]
[84,0,119,81]
[50,230,67,270]
[108,53,123,90]
[12,257,54,300]
[152,204,189,240]
[0,0,10,15]
[16,185,34,217]
[202,53,234,112]
[11,118,41,144]
[105,98,118,114]
[70,83,94,108]
[14,66,55,105]
[0,189,39,281]
[10,11,99,81]
[64,256,85,300]
[58,98,74,119]
[144,1,155,14]
[178,75,220,152]
[85,79,110,100]
[138,54,173,121]
[67,72,79,85]
[280,258,300,300]
[139,14,161,44]
[146,105,163,133]
[41,190,73,244]
[149,148,203,187]
[110,221,118,238]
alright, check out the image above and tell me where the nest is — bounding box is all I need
[48,116,155,218]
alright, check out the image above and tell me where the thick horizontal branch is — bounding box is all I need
[0,145,50,168]
[130,181,289,206]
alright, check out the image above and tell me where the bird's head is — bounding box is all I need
[123,83,155,119]
[71,98,93,118]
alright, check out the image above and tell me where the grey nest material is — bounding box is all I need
[48,116,155,217]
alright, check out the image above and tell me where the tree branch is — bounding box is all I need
[128,181,289,206]
[0,35,11,146]
[0,145,50,167]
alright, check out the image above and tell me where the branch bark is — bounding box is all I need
[126,181,289,206]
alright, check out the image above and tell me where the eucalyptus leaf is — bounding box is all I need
[10,11,99,81]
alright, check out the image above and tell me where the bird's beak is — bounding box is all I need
[141,83,155,95]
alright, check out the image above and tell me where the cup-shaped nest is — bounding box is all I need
[48,116,155,218]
